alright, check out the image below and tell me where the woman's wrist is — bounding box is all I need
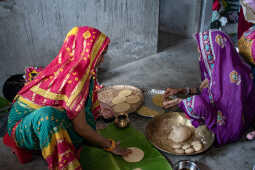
[185,88,191,95]
[191,87,201,95]
[102,139,112,148]
[103,139,116,152]
[184,87,201,95]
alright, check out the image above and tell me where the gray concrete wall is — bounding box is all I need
[159,0,202,37]
[0,0,159,96]
[200,0,213,32]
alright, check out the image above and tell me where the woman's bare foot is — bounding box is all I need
[246,130,255,140]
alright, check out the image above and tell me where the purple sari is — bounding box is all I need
[179,30,255,145]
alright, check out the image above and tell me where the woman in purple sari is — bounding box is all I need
[163,30,255,145]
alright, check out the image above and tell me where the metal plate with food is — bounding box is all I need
[136,89,185,118]
[145,112,215,155]
[134,89,165,118]
[98,85,144,114]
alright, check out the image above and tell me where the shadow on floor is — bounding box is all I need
[0,112,8,137]
[157,31,187,52]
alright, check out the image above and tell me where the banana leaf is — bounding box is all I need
[80,123,172,170]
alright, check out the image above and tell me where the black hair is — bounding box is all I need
[3,74,25,102]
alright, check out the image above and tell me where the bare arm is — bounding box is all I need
[189,79,209,95]
[72,108,111,148]
[163,79,209,109]
[72,108,130,156]
[164,79,209,100]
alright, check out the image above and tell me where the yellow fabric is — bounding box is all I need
[238,35,255,65]
[18,96,42,109]
[68,33,106,109]
[65,27,79,41]
[65,159,81,170]
[30,85,69,101]
[42,128,72,158]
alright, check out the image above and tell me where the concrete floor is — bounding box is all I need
[0,33,255,170]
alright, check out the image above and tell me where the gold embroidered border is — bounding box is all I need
[64,27,79,42]
[65,159,81,170]
[42,129,72,158]
[67,33,106,108]
[30,85,69,101]
[18,96,42,109]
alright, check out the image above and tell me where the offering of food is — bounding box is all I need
[172,143,182,149]
[152,94,164,107]
[126,95,141,104]
[191,140,201,146]
[168,125,192,143]
[193,143,203,152]
[98,90,114,105]
[137,106,162,117]
[119,89,132,97]
[112,96,127,104]
[98,85,144,114]
[184,147,194,154]
[182,143,191,150]
[145,112,215,156]
[113,103,131,113]
[122,147,144,163]
[191,140,203,152]
[170,139,203,154]
[174,148,185,154]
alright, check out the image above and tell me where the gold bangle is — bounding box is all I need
[104,139,116,152]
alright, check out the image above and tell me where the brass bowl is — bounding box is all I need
[98,85,144,114]
[114,112,130,128]
[145,112,215,156]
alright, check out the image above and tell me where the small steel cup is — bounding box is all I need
[174,160,200,170]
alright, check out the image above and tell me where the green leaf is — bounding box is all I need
[80,124,172,170]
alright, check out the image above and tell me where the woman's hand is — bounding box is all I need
[164,88,186,101]
[110,142,132,156]
[200,79,209,90]
[162,98,182,109]
[73,109,130,156]
[100,103,115,119]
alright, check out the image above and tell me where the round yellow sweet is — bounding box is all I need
[113,103,130,113]
[119,89,132,97]
[152,94,164,107]
[126,95,141,104]
[137,106,161,117]
[112,96,127,104]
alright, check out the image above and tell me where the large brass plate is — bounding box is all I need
[98,85,144,114]
[145,112,215,155]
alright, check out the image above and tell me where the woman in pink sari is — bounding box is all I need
[4,26,130,170]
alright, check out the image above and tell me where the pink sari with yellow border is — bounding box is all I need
[17,26,110,119]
